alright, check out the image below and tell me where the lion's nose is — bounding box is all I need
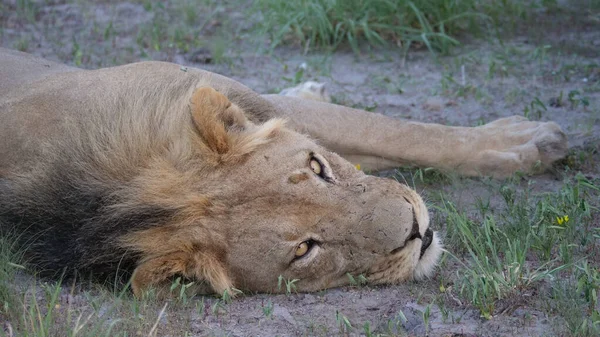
[419,228,433,258]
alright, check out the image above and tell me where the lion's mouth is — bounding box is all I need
[387,227,434,258]
[419,228,433,258]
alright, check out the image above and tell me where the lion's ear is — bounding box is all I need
[190,87,249,155]
[131,251,233,298]
[189,87,284,161]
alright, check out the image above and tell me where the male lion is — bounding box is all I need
[0,48,566,296]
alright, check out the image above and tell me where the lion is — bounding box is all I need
[0,48,566,296]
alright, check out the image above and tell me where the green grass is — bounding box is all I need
[549,266,600,337]
[0,232,25,330]
[277,275,299,295]
[438,173,599,326]
[15,0,38,23]
[255,0,476,54]
[135,0,233,61]
[0,238,229,336]
[334,309,354,334]
[253,0,555,54]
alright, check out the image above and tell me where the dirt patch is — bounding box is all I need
[1,1,599,336]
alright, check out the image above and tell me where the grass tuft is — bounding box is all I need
[255,0,480,54]
[0,231,25,327]
[440,173,599,320]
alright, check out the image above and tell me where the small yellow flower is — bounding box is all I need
[355,164,361,170]
[556,215,569,225]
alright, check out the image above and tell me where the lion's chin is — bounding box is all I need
[413,231,443,280]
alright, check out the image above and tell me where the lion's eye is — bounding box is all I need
[308,154,334,183]
[294,240,314,258]
[309,158,322,175]
[295,241,309,257]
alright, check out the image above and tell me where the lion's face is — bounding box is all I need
[123,87,442,296]
[220,129,441,293]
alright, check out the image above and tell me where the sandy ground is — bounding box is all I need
[1,1,599,336]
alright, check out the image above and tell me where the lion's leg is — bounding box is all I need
[261,95,568,177]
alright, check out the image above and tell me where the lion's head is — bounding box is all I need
[120,87,442,296]
[0,83,442,297]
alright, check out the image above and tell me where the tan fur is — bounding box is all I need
[0,48,568,296]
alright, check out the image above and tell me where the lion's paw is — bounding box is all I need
[279,81,331,103]
[468,116,568,177]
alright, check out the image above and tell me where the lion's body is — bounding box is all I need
[0,49,275,176]
[1,60,204,279]
[0,48,567,295]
